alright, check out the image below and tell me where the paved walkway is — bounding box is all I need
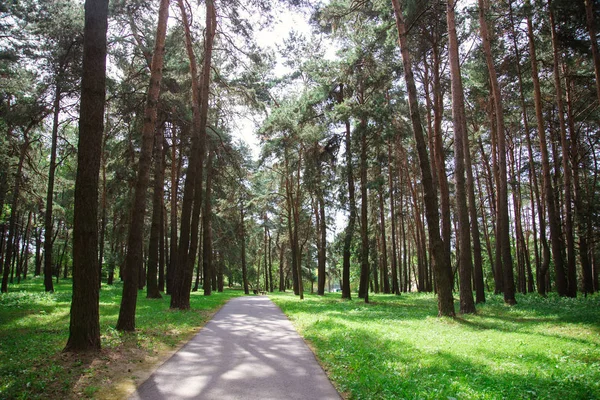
[130,296,341,400]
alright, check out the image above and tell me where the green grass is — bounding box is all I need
[0,277,243,399]
[270,292,600,400]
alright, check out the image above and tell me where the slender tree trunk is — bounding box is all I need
[317,183,327,295]
[19,211,32,282]
[526,0,566,296]
[447,0,476,313]
[294,158,304,300]
[508,0,542,295]
[284,153,299,296]
[478,0,516,304]
[172,0,215,309]
[268,231,274,292]
[548,1,577,297]
[358,116,369,303]
[431,40,453,285]
[568,75,594,295]
[388,140,400,295]
[391,0,454,316]
[43,88,62,293]
[278,236,285,292]
[340,85,354,300]
[146,122,165,299]
[64,0,108,351]
[99,124,108,286]
[240,203,249,294]
[167,125,180,295]
[34,217,42,276]
[202,146,214,296]
[159,195,167,292]
[116,0,169,331]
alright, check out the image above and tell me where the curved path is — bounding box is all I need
[130,296,341,400]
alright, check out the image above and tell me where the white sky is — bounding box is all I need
[230,9,315,160]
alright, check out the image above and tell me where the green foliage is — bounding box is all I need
[0,278,243,399]
[271,292,600,400]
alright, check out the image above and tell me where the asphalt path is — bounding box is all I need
[130,296,341,400]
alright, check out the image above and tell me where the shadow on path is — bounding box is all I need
[130,296,341,400]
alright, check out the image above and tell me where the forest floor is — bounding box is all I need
[2,280,599,400]
[0,278,243,400]
[271,291,600,400]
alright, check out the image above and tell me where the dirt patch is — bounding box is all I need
[43,311,218,399]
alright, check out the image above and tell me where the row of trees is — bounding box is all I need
[256,0,599,315]
[1,0,599,350]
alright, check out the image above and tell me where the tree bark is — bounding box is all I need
[447,0,476,313]
[167,124,181,295]
[340,85,354,300]
[43,87,62,293]
[240,202,249,294]
[317,179,326,296]
[391,0,454,316]
[548,0,576,297]
[477,0,516,304]
[202,146,214,296]
[116,0,169,331]
[358,116,369,303]
[388,139,400,295]
[171,0,215,309]
[525,0,566,296]
[146,122,165,299]
[64,0,109,351]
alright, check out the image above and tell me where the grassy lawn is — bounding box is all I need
[270,292,600,400]
[0,277,243,399]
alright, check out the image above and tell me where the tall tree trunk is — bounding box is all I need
[171,0,215,310]
[116,0,169,331]
[548,1,577,297]
[19,211,32,282]
[34,221,42,277]
[340,85,354,300]
[358,116,369,303]
[64,0,109,351]
[167,125,180,295]
[268,231,274,292]
[278,236,285,292]
[568,76,594,295]
[466,133,485,302]
[317,179,327,296]
[240,202,249,295]
[526,0,566,296]
[508,0,542,295]
[388,139,400,295]
[293,156,304,300]
[146,122,165,299]
[378,171,390,294]
[202,146,214,296]
[159,194,167,292]
[99,123,108,286]
[431,37,453,286]
[478,0,516,304]
[447,0,476,313]
[284,153,299,296]
[391,0,454,316]
[44,87,61,293]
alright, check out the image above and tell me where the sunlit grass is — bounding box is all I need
[270,291,600,400]
[0,276,243,399]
